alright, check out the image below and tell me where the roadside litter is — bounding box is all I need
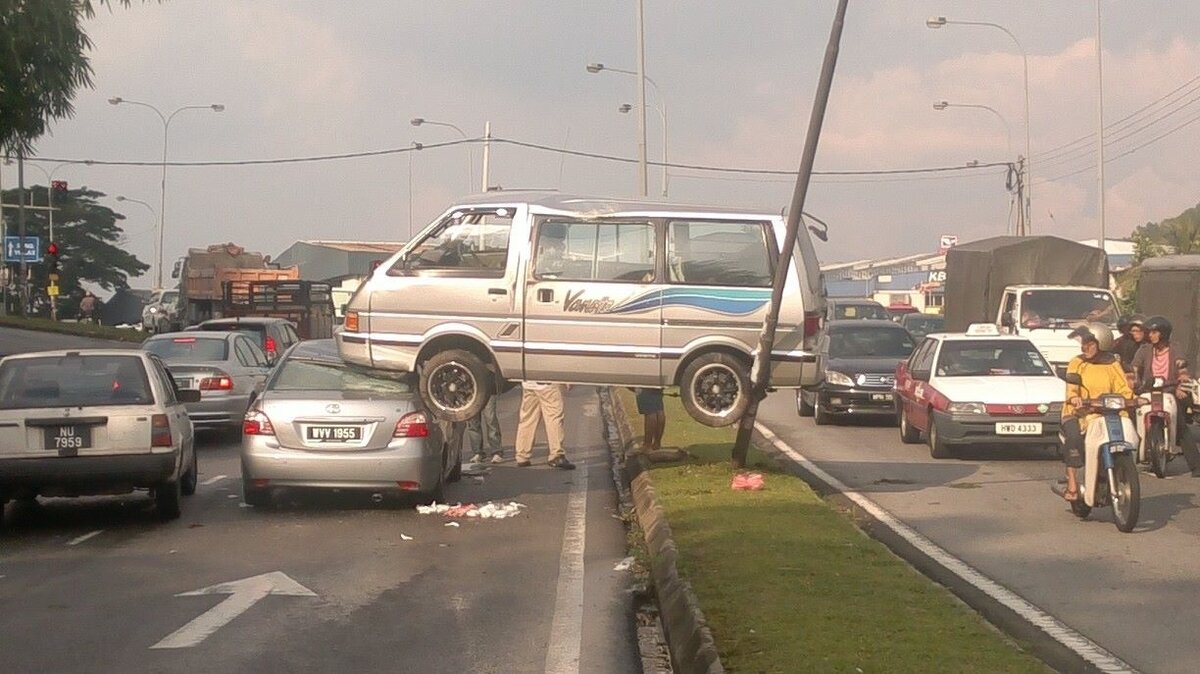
[416,501,527,520]
[461,463,491,477]
[731,472,765,491]
[613,556,634,572]
[401,534,413,541]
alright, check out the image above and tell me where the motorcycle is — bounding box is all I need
[1063,373,1142,533]
[1136,378,1180,479]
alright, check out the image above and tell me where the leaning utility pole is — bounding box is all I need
[732,0,850,467]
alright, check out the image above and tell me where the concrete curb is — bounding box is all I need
[602,388,725,674]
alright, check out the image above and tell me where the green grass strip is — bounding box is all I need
[618,388,1048,674]
[0,316,146,343]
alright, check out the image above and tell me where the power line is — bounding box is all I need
[1035,106,1200,185]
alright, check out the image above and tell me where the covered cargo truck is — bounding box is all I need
[1136,255,1200,370]
[169,243,299,329]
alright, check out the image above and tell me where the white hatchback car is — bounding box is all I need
[0,350,199,524]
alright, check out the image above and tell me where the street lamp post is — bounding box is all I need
[1095,0,1107,250]
[927,15,1032,234]
[587,62,668,197]
[618,103,668,197]
[410,117,475,193]
[932,101,1013,156]
[108,97,224,290]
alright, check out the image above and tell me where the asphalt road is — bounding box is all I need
[0,328,639,674]
[758,391,1200,674]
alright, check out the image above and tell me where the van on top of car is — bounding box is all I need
[337,193,826,427]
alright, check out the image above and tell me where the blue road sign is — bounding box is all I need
[3,236,42,263]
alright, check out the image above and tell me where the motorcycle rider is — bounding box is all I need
[1130,316,1188,394]
[1061,323,1134,502]
[1113,314,1145,373]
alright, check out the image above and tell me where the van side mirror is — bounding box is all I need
[1064,373,1083,385]
[171,260,182,279]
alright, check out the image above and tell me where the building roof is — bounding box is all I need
[297,240,407,254]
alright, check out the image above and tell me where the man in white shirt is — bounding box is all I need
[514,381,575,470]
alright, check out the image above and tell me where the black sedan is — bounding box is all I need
[900,313,945,340]
[798,320,916,425]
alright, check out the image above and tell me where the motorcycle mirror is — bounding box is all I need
[1064,373,1083,386]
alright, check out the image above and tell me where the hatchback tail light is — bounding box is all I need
[243,410,275,436]
[345,311,360,332]
[394,411,429,438]
[264,336,277,356]
[804,311,823,339]
[199,372,234,391]
[151,414,173,447]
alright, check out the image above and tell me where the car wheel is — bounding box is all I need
[813,394,833,426]
[181,449,198,496]
[419,349,491,423]
[927,416,953,459]
[899,406,921,444]
[679,352,751,428]
[155,478,182,520]
[797,390,815,417]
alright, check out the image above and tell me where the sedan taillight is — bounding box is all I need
[394,411,429,438]
[244,410,275,436]
[151,414,173,447]
[199,373,234,391]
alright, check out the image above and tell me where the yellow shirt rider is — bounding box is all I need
[1060,323,1134,502]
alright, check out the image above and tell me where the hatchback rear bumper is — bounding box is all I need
[241,437,442,492]
[0,451,179,496]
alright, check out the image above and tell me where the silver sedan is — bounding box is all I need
[142,332,272,434]
[240,339,462,507]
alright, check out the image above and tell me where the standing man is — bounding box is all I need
[466,396,504,464]
[635,388,666,453]
[514,381,576,470]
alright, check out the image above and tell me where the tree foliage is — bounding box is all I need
[0,0,136,154]
[1,184,149,297]
[1119,202,1200,312]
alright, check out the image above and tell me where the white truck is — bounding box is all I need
[996,285,1119,372]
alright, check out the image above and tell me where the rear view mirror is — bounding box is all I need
[171,260,183,279]
[1065,373,1083,386]
[178,389,202,403]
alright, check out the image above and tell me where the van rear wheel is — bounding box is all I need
[419,349,491,422]
[680,353,751,428]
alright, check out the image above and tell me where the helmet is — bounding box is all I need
[1144,315,1173,342]
[1118,314,1145,332]
[1068,322,1115,352]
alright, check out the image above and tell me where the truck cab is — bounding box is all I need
[996,285,1119,372]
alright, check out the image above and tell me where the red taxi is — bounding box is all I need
[894,324,1064,458]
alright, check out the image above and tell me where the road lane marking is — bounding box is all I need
[66,530,103,546]
[544,461,588,674]
[200,475,227,486]
[756,422,1139,674]
[151,572,316,649]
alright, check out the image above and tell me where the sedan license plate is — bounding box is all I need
[306,426,363,443]
[174,377,194,390]
[871,393,893,402]
[44,425,92,456]
[996,422,1042,435]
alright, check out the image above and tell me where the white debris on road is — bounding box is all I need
[400,534,414,541]
[613,557,634,572]
[416,501,528,520]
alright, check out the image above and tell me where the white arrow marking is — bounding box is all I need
[151,572,316,649]
[200,474,227,486]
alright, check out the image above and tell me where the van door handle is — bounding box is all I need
[488,288,507,296]
[538,289,554,302]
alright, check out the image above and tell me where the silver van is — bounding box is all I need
[337,194,825,427]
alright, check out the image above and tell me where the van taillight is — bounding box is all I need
[265,336,277,355]
[394,412,429,438]
[804,311,823,339]
[345,311,360,332]
[151,414,173,447]
[243,410,275,436]
[199,373,234,391]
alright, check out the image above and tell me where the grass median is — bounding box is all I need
[0,316,146,343]
[617,388,1048,673]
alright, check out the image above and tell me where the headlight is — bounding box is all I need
[947,402,986,415]
[825,371,854,387]
[1101,395,1125,410]
[148,306,159,314]
[1047,402,1063,413]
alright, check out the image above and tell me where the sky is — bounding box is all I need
[4,0,1200,288]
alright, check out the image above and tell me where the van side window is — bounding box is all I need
[534,220,656,282]
[397,209,513,277]
[667,221,771,287]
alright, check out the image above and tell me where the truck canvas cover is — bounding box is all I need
[944,236,1109,332]
[1137,255,1200,369]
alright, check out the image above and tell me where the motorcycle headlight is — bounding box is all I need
[148,306,159,314]
[825,371,855,387]
[1101,395,1126,410]
[947,402,986,415]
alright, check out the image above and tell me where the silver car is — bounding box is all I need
[142,332,272,434]
[0,350,199,523]
[241,339,462,507]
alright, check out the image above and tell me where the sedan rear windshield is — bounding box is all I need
[833,303,890,321]
[829,327,915,358]
[198,324,266,344]
[0,355,153,409]
[936,340,1053,377]
[268,360,413,395]
[144,337,229,361]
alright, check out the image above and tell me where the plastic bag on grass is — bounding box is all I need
[731,472,765,491]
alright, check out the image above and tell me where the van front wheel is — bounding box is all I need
[680,353,751,428]
[419,349,491,422]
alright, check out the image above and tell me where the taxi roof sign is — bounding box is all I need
[966,323,1002,336]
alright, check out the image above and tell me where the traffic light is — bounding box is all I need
[51,180,68,196]
[47,241,60,276]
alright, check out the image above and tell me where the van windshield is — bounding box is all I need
[1020,290,1117,329]
[402,209,513,276]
